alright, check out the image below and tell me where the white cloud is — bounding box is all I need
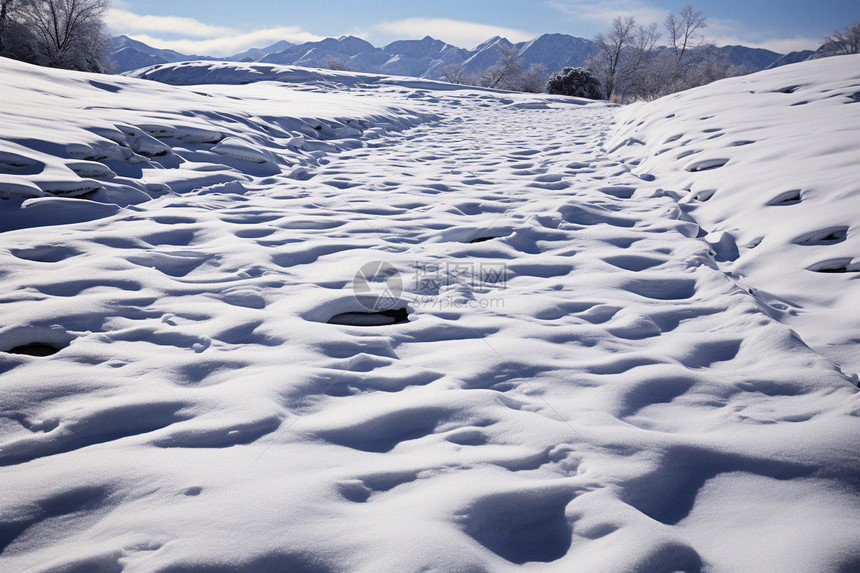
[106,8,323,56]
[374,18,535,49]
[126,29,324,56]
[547,3,821,54]
[106,9,235,38]
[707,33,820,54]
[546,0,667,28]
[706,19,821,53]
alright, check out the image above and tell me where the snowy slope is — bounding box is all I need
[0,58,434,230]
[1,55,859,573]
[610,53,860,379]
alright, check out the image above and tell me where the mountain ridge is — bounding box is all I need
[111,33,787,80]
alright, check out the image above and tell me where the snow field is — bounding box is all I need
[0,56,859,572]
[610,53,860,378]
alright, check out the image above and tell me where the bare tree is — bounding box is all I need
[18,0,113,72]
[322,56,351,71]
[519,63,547,93]
[481,44,523,89]
[665,5,707,67]
[0,0,12,46]
[591,16,636,98]
[590,16,658,99]
[0,0,38,62]
[441,61,469,84]
[0,0,22,53]
[822,22,860,55]
[660,5,718,94]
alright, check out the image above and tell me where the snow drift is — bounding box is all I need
[610,53,860,379]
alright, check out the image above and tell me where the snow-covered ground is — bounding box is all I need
[1,54,859,572]
[609,54,860,380]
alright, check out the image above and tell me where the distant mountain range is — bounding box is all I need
[111,33,792,80]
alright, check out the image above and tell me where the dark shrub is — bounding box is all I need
[546,67,603,99]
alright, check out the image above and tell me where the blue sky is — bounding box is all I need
[107,1,860,56]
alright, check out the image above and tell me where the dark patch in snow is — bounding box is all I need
[685,158,728,172]
[10,245,81,262]
[88,80,122,93]
[676,149,700,159]
[5,342,64,357]
[0,151,45,175]
[603,254,667,272]
[808,258,857,273]
[327,308,409,326]
[767,190,802,206]
[793,226,848,246]
[774,85,802,94]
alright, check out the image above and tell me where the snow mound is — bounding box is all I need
[0,56,435,231]
[610,53,860,378]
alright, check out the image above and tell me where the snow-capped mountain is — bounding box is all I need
[767,49,817,69]
[260,35,378,68]
[230,40,294,63]
[110,33,785,79]
[714,44,788,71]
[517,33,598,73]
[110,35,213,73]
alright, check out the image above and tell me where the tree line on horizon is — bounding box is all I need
[439,6,745,100]
[440,7,860,102]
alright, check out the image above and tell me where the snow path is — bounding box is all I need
[1,60,859,572]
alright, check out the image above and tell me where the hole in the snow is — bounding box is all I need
[775,85,802,94]
[6,342,64,356]
[88,80,122,93]
[767,190,802,206]
[808,259,856,273]
[685,158,728,172]
[793,226,849,246]
[328,308,410,326]
[0,326,75,357]
[692,189,717,202]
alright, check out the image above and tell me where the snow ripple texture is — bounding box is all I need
[0,56,859,572]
